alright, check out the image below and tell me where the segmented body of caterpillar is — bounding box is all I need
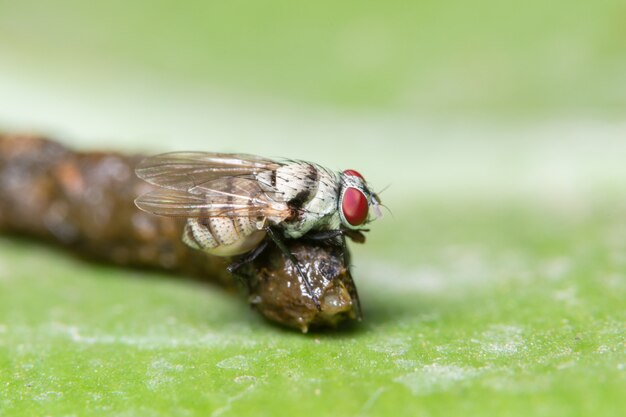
[0,134,360,332]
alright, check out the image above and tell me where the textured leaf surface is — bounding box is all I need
[0,1,625,415]
[1,200,624,416]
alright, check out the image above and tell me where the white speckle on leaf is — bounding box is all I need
[146,359,184,391]
[267,349,290,360]
[33,391,64,402]
[394,364,481,395]
[553,347,574,358]
[217,355,250,371]
[394,359,417,369]
[234,375,256,384]
[596,345,611,354]
[369,337,410,357]
[478,325,526,356]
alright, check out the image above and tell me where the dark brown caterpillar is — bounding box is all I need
[0,134,361,332]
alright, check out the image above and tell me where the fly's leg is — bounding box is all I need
[340,233,362,319]
[265,227,322,311]
[304,229,344,244]
[227,240,270,295]
[305,229,367,244]
[226,239,270,274]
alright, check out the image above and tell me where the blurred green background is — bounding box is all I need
[0,1,625,416]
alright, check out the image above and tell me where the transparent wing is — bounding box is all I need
[135,177,290,220]
[135,152,282,192]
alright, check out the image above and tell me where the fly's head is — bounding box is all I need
[338,169,382,231]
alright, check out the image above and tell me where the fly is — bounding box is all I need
[134,152,382,308]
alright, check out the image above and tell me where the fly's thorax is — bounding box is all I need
[277,164,341,238]
[259,162,321,202]
[182,217,266,256]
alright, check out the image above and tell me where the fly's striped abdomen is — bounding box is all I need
[183,217,266,256]
[181,175,268,256]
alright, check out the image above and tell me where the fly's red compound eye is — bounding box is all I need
[342,187,369,226]
[343,169,364,179]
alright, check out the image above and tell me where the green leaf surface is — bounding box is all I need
[0,1,625,415]
[1,199,624,416]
